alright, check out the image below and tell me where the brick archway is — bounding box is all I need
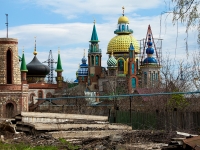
[5,101,16,118]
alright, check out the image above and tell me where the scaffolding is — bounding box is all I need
[43,50,57,84]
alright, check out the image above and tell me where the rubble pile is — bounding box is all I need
[1,112,199,149]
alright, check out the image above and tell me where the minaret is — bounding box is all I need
[20,48,28,84]
[88,20,102,91]
[128,43,138,93]
[140,25,161,88]
[55,48,63,88]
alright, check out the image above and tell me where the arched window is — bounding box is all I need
[118,59,124,71]
[95,56,99,65]
[119,25,121,31]
[91,56,94,66]
[46,92,52,98]
[7,49,12,84]
[132,78,136,88]
[127,25,129,30]
[122,25,125,31]
[30,93,35,104]
[38,90,43,98]
[6,103,14,118]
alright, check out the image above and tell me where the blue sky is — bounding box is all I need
[0,0,198,81]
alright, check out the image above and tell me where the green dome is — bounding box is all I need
[107,54,117,67]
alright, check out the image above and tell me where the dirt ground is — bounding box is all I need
[0,130,183,150]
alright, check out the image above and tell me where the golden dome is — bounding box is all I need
[107,35,140,54]
[118,16,129,24]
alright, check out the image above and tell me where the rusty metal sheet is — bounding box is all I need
[183,136,200,150]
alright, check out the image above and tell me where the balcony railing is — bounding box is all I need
[114,29,133,34]
[88,49,102,53]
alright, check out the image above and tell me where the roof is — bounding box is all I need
[55,53,63,72]
[90,24,99,42]
[20,53,28,72]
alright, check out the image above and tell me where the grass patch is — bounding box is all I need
[0,141,58,150]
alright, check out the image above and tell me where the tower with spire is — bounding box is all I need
[88,20,102,91]
[140,25,162,88]
[55,48,63,88]
[20,48,28,84]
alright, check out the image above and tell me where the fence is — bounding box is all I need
[36,91,200,132]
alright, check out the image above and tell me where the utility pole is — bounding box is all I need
[43,50,57,83]
[5,14,8,38]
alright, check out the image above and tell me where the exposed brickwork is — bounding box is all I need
[0,38,28,118]
[0,38,21,85]
[29,83,57,89]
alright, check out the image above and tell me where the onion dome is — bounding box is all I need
[78,51,88,76]
[118,6,129,24]
[27,38,50,80]
[20,50,28,72]
[107,51,117,67]
[146,47,154,54]
[82,56,87,64]
[27,56,50,76]
[107,7,139,54]
[107,35,139,54]
[118,16,129,24]
[143,57,157,64]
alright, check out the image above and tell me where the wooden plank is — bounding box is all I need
[176,131,198,137]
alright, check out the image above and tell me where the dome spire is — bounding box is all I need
[55,47,63,72]
[20,47,28,72]
[90,20,99,42]
[33,36,37,55]
[122,6,125,16]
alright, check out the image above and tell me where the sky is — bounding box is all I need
[0,0,199,81]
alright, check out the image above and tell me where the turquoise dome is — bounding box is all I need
[107,54,117,67]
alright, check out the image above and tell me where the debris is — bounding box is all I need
[162,131,200,150]
[0,135,4,142]
[183,135,200,150]
[0,120,15,133]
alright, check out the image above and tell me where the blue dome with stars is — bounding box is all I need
[78,55,88,76]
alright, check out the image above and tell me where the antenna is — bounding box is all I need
[5,14,8,38]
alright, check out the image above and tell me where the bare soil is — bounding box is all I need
[0,129,183,150]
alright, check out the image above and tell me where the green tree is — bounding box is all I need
[167,91,189,110]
